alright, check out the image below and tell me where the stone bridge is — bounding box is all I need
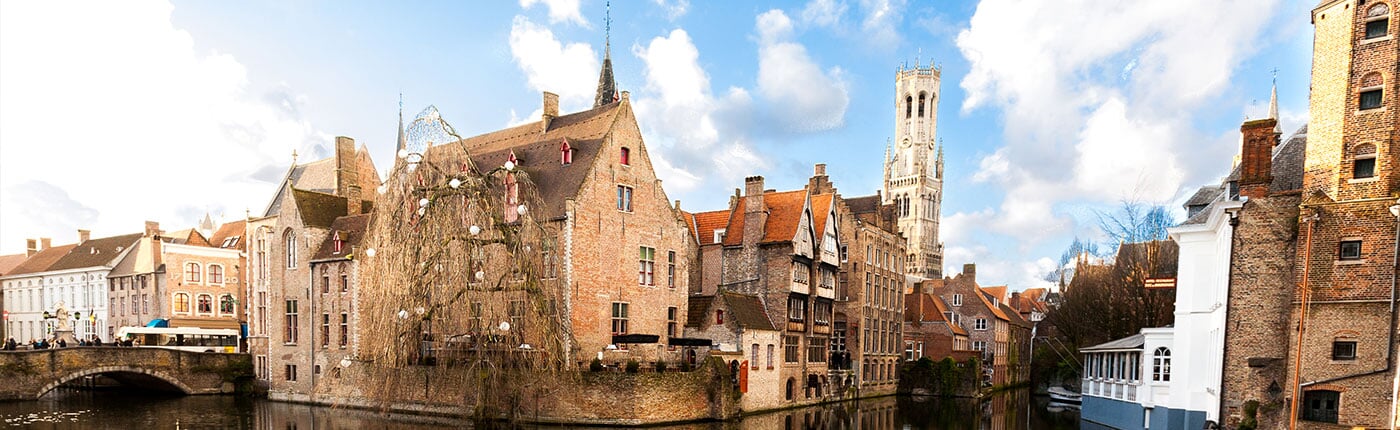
[0,347,253,400]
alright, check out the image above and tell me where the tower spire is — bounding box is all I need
[1268,68,1281,134]
[593,1,617,108]
[396,93,406,153]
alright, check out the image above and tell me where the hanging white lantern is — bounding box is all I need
[475,271,485,281]
[419,198,430,208]
[449,178,461,189]
[503,160,515,171]
[397,149,409,159]
[516,204,528,215]
[498,321,511,332]
[397,310,409,320]
[415,307,425,315]
[417,207,426,216]
[365,248,377,257]
[469,225,481,236]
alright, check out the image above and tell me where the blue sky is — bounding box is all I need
[0,0,1316,290]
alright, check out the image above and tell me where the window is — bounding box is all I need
[142,294,149,314]
[784,335,800,363]
[792,262,810,284]
[197,294,212,314]
[332,231,344,254]
[1360,88,1384,110]
[339,313,349,348]
[617,185,633,212]
[173,293,190,314]
[340,274,349,293]
[208,264,223,284]
[807,337,827,362]
[560,139,574,165]
[1301,390,1340,423]
[285,365,297,382]
[508,300,525,332]
[1152,347,1172,382]
[1365,3,1390,40]
[322,274,331,294]
[974,318,988,330]
[713,228,725,243]
[767,344,775,369]
[973,340,986,351]
[1354,143,1377,179]
[219,294,235,315]
[285,300,299,344]
[751,344,759,369]
[638,247,655,285]
[715,310,724,325]
[904,95,912,119]
[1332,340,1357,360]
[611,302,629,334]
[284,230,297,268]
[667,251,676,288]
[321,313,330,348]
[620,147,630,165]
[1339,240,1363,260]
[787,297,807,322]
[185,262,202,283]
[667,307,677,337]
[131,296,138,316]
[819,269,834,289]
[469,302,483,333]
[813,301,831,326]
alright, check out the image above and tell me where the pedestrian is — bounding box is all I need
[92,336,102,347]
[57,339,66,348]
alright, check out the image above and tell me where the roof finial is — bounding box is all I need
[1268,68,1280,134]
[593,1,618,108]
[291,149,298,163]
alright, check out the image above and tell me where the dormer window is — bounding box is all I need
[560,139,573,165]
[620,147,631,165]
[1365,3,1390,40]
[332,231,344,254]
[713,228,726,243]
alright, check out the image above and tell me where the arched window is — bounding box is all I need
[219,294,236,315]
[785,377,796,401]
[173,293,190,314]
[185,262,201,283]
[905,95,913,119]
[1365,3,1390,40]
[918,92,926,117]
[197,294,213,314]
[1353,143,1377,179]
[208,264,224,284]
[284,230,297,269]
[560,139,573,165]
[1152,347,1172,382]
[1359,72,1384,110]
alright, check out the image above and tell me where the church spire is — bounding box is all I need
[396,93,406,153]
[1268,69,1281,134]
[593,1,618,108]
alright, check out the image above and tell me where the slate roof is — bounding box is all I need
[265,158,336,217]
[209,220,246,251]
[1181,126,1306,226]
[0,254,26,276]
[720,190,808,246]
[419,103,624,221]
[721,292,777,331]
[691,210,731,246]
[685,295,714,328]
[291,189,370,229]
[1,244,76,277]
[1184,185,1223,208]
[844,194,880,214]
[1081,333,1145,352]
[311,214,372,261]
[48,233,141,271]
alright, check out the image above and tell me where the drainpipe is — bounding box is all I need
[1296,201,1400,402]
[1289,210,1318,430]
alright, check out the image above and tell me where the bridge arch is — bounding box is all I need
[36,366,196,398]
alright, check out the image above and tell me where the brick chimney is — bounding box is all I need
[808,163,834,194]
[962,263,976,281]
[1238,118,1279,199]
[40,238,51,250]
[144,221,161,238]
[742,176,767,246]
[541,92,559,134]
[77,229,90,243]
[334,136,357,196]
[26,239,38,257]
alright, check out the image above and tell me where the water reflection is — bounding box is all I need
[0,387,1079,429]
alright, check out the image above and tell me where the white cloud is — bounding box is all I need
[801,0,847,28]
[857,0,905,47]
[0,1,333,253]
[508,16,601,111]
[631,30,763,197]
[755,10,849,132]
[653,0,690,20]
[519,0,589,27]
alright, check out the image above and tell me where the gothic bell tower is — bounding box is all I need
[883,59,944,279]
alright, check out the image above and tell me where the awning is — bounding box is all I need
[668,337,713,347]
[611,334,660,344]
[167,317,241,330]
[145,319,169,328]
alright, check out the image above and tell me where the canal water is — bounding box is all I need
[0,388,1080,429]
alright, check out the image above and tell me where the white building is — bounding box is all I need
[0,232,140,343]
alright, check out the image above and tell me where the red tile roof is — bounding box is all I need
[209,220,246,251]
[720,190,808,247]
[3,244,76,277]
[692,210,730,245]
[49,233,142,271]
[977,287,1011,321]
[0,254,26,276]
[905,292,967,336]
[982,285,1007,303]
[810,193,833,236]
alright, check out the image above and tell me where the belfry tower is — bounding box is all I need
[883,59,944,279]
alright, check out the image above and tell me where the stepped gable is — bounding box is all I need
[48,233,141,270]
[311,214,373,261]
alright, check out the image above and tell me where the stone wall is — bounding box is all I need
[0,348,251,400]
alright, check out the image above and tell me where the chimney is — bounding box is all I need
[144,221,161,238]
[26,239,38,257]
[347,185,362,216]
[808,163,833,194]
[742,176,767,246]
[78,229,90,243]
[334,136,357,197]
[541,92,559,133]
[744,176,765,200]
[1238,118,1279,199]
[962,263,976,281]
[40,238,51,250]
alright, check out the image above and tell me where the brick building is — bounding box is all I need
[247,136,378,401]
[1218,1,1399,428]
[107,221,243,339]
[306,213,369,382]
[902,290,973,362]
[921,264,1016,386]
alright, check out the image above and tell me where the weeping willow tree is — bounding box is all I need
[352,106,574,421]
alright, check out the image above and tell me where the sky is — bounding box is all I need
[0,0,1316,291]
